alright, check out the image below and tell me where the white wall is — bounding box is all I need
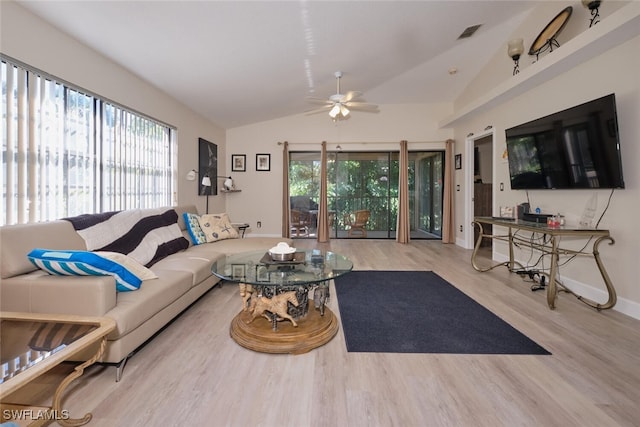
[225,104,453,236]
[451,31,640,317]
[0,1,226,216]
[457,1,629,111]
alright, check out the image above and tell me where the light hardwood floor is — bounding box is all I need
[9,240,640,426]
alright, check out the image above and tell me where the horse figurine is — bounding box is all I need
[247,291,299,327]
[238,283,254,311]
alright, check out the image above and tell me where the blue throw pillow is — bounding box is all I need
[183,212,207,245]
[27,249,143,292]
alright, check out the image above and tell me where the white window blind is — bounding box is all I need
[1,58,176,225]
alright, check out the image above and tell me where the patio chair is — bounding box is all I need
[290,209,310,237]
[344,209,370,237]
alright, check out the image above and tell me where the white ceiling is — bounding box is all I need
[17,0,537,129]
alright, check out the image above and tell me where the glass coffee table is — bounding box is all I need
[212,249,353,354]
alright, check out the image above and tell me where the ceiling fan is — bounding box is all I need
[305,71,379,121]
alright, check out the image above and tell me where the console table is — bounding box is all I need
[471,217,616,311]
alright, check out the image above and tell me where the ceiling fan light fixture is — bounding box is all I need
[306,71,378,121]
[329,104,341,118]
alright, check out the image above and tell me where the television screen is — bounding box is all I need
[505,94,625,189]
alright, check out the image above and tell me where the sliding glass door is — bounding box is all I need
[289,149,443,239]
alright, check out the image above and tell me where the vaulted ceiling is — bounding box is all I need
[17,1,537,129]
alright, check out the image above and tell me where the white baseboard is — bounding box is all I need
[493,252,640,321]
[456,237,470,248]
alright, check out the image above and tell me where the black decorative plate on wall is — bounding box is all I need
[529,6,573,57]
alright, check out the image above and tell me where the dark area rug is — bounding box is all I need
[334,271,550,355]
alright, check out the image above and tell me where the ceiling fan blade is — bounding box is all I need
[304,105,332,115]
[345,101,379,111]
[305,96,333,105]
[342,91,363,103]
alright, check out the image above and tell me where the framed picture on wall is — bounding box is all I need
[198,138,217,195]
[231,154,246,172]
[256,153,270,171]
[455,154,462,170]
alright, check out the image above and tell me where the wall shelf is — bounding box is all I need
[221,189,241,193]
[439,2,640,128]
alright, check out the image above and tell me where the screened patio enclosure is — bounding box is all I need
[289,150,444,239]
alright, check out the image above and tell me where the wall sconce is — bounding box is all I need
[187,170,235,213]
[186,169,198,181]
[507,38,524,75]
[582,0,601,27]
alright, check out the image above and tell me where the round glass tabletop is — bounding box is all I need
[211,249,353,287]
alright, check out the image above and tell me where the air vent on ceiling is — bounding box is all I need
[457,24,482,40]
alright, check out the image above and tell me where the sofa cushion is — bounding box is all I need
[188,237,295,255]
[65,208,189,266]
[95,252,158,281]
[27,249,152,292]
[105,269,193,339]
[0,220,87,279]
[1,270,117,316]
[198,213,239,243]
[183,212,207,245]
[150,250,223,286]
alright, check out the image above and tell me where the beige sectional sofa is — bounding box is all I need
[0,205,291,380]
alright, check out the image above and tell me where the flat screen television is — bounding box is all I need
[505,94,625,189]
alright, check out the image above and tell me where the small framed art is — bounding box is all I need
[256,153,271,171]
[231,154,246,172]
[455,154,462,170]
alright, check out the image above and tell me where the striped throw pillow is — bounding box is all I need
[27,249,150,292]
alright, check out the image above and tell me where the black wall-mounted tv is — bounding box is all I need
[505,94,625,190]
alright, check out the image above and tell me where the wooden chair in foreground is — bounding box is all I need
[344,210,370,237]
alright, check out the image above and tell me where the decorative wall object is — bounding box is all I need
[256,153,271,171]
[529,6,573,61]
[455,154,462,170]
[198,138,217,195]
[231,154,246,172]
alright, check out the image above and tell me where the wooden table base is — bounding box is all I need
[230,301,339,354]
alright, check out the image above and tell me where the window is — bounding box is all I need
[289,149,444,239]
[1,57,176,225]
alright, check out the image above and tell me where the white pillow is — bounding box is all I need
[197,213,239,243]
[95,251,158,281]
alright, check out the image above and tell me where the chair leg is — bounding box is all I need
[349,226,366,237]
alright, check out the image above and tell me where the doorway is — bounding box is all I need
[464,129,496,250]
[472,136,494,255]
[288,150,444,239]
